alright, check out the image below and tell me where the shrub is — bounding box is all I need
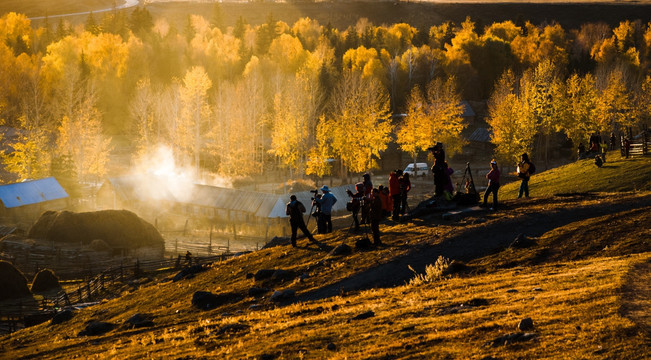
[409,256,453,285]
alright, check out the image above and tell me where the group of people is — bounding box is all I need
[388,170,411,222]
[578,131,619,161]
[285,144,537,248]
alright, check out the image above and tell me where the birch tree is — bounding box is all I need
[323,71,392,177]
[179,66,212,177]
[487,70,536,165]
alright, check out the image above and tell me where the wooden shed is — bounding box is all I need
[0,177,69,225]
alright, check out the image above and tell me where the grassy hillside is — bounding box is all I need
[0,157,649,359]
[499,155,651,200]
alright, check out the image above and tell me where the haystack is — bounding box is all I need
[0,260,31,300]
[31,269,62,294]
[28,210,164,250]
[88,239,112,252]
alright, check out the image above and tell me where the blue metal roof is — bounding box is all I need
[0,177,69,209]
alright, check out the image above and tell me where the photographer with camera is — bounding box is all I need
[313,185,337,234]
[346,183,365,231]
[311,192,325,234]
[285,194,317,247]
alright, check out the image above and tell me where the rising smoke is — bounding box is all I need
[128,145,232,204]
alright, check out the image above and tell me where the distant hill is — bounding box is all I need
[15,1,651,30]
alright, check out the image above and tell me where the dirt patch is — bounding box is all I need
[28,210,164,250]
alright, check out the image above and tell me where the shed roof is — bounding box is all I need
[102,176,357,219]
[188,184,279,217]
[469,127,492,143]
[461,101,476,117]
[267,184,356,218]
[0,177,68,209]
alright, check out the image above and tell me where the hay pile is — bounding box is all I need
[28,210,164,250]
[0,260,31,300]
[31,269,62,294]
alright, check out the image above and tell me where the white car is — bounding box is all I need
[403,163,430,177]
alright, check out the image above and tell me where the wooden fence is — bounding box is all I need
[0,254,234,334]
[622,132,650,157]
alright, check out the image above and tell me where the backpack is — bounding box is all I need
[529,162,536,175]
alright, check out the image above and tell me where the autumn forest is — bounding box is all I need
[1,5,650,190]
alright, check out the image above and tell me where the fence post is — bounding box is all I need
[86,283,92,301]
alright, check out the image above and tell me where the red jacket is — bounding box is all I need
[389,173,400,196]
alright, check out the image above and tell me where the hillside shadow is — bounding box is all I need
[293,194,651,303]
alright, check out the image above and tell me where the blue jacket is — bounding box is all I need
[316,192,337,215]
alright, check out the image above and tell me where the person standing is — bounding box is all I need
[346,183,364,231]
[483,159,501,210]
[315,185,337,234]
[286,194,317,247]
[399,172,411,215]
[429,143,446,197]
[389,170,401,222]
[369,188,383,246]
[517,153,532,198]
[361,173,373,224]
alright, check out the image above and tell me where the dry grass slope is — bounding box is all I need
[0,157,649,359]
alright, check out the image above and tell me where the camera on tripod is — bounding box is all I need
[310,189,319,200]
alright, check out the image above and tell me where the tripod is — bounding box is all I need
[459,162,480,203]
[345,199,370,241]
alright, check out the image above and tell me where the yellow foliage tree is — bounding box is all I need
[130,78,157,158]
[267,33,310,74]
[396,86,429,164]
[487,70,537,165]
[0,12,32,55]
[56,97,112,183]
[520,59,564,166]
[595,69,637,133]
[484,21,521,43]
[323,71,392,176]
[179,66,212,176]
[1,117,50,181]
[424,77,467,157]
[558,73,599,148]
[269,73,323,176]
[306,116,334,178]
